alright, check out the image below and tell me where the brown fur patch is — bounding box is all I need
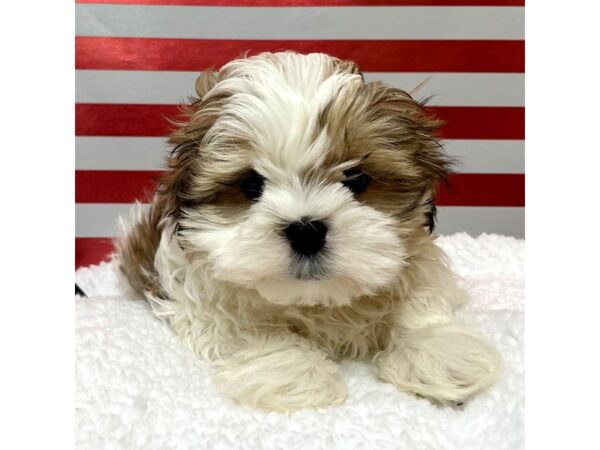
[118,70,231,295]
[319,80,452,239]
[117,196,169,297]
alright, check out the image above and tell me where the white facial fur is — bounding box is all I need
[178,53,407,306]
[182,178,406,306]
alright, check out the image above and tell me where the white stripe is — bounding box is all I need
[76,137,170,171]
[76,203,524,238]
[75,5,524,40]
[76,70,524,107]
[369,73,524,107]
[76,137,524,174]
[435,206,524,238]
[442,140,524,174]
[77,203,139,238]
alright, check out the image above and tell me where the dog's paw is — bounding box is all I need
[213,344,347,413]
[374,322,501,404]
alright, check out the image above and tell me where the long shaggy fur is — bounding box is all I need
[117,51,500,413]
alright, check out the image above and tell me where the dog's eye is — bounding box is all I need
[239,170,265,200]
[342,168,370,195]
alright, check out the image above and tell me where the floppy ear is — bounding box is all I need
[390,89,451,187]
[407,101,452,234]
[411,103,453,234]
[170,68,221,146]
[160,68,227,216]
[365,83,453,232]
[410,107,451,235]
[117,69,224,296]
[195,68,220,99]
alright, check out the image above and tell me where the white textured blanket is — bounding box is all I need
[75,233,524,450]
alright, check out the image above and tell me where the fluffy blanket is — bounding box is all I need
[75,233,524,450]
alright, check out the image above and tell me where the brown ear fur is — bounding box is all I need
[371,83,452,188]
[375,85,453,233]
[335,82,452,235]
[195,68,220,98]
[118,69,224,296]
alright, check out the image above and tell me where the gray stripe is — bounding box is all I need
[76,203,142,238]
[444,140,524,174]
[436,206,524,238]
[76,5,524,40]
[76,137,170,171]
[76,137,523,174]
[366,73,524,107]
[76,70,524,107]
[76,204,524,238]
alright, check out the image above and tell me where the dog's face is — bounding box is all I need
[160,52,450,306]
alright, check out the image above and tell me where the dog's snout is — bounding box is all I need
[284,219,328,256]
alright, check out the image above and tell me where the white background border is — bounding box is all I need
[526,0,600,448]
[0,1,73,448]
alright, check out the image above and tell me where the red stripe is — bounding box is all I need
[76,170,161,203]
[76,104,179,137]
[437,173,524,206]
[75,104,524,140]
[430,106,524,140]
[76,37,524,73]
[76,237,115,269]
[76,171,524,206]
[76,0,525,6]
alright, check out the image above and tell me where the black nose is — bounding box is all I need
[284,219,328,256]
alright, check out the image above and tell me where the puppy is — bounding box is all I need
[118,51,501,413]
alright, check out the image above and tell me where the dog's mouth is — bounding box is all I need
[290,254,330,281]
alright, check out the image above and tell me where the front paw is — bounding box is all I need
[374,322,501,404]
[213,344,347,413]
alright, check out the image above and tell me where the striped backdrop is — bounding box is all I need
[75,0,525,268]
